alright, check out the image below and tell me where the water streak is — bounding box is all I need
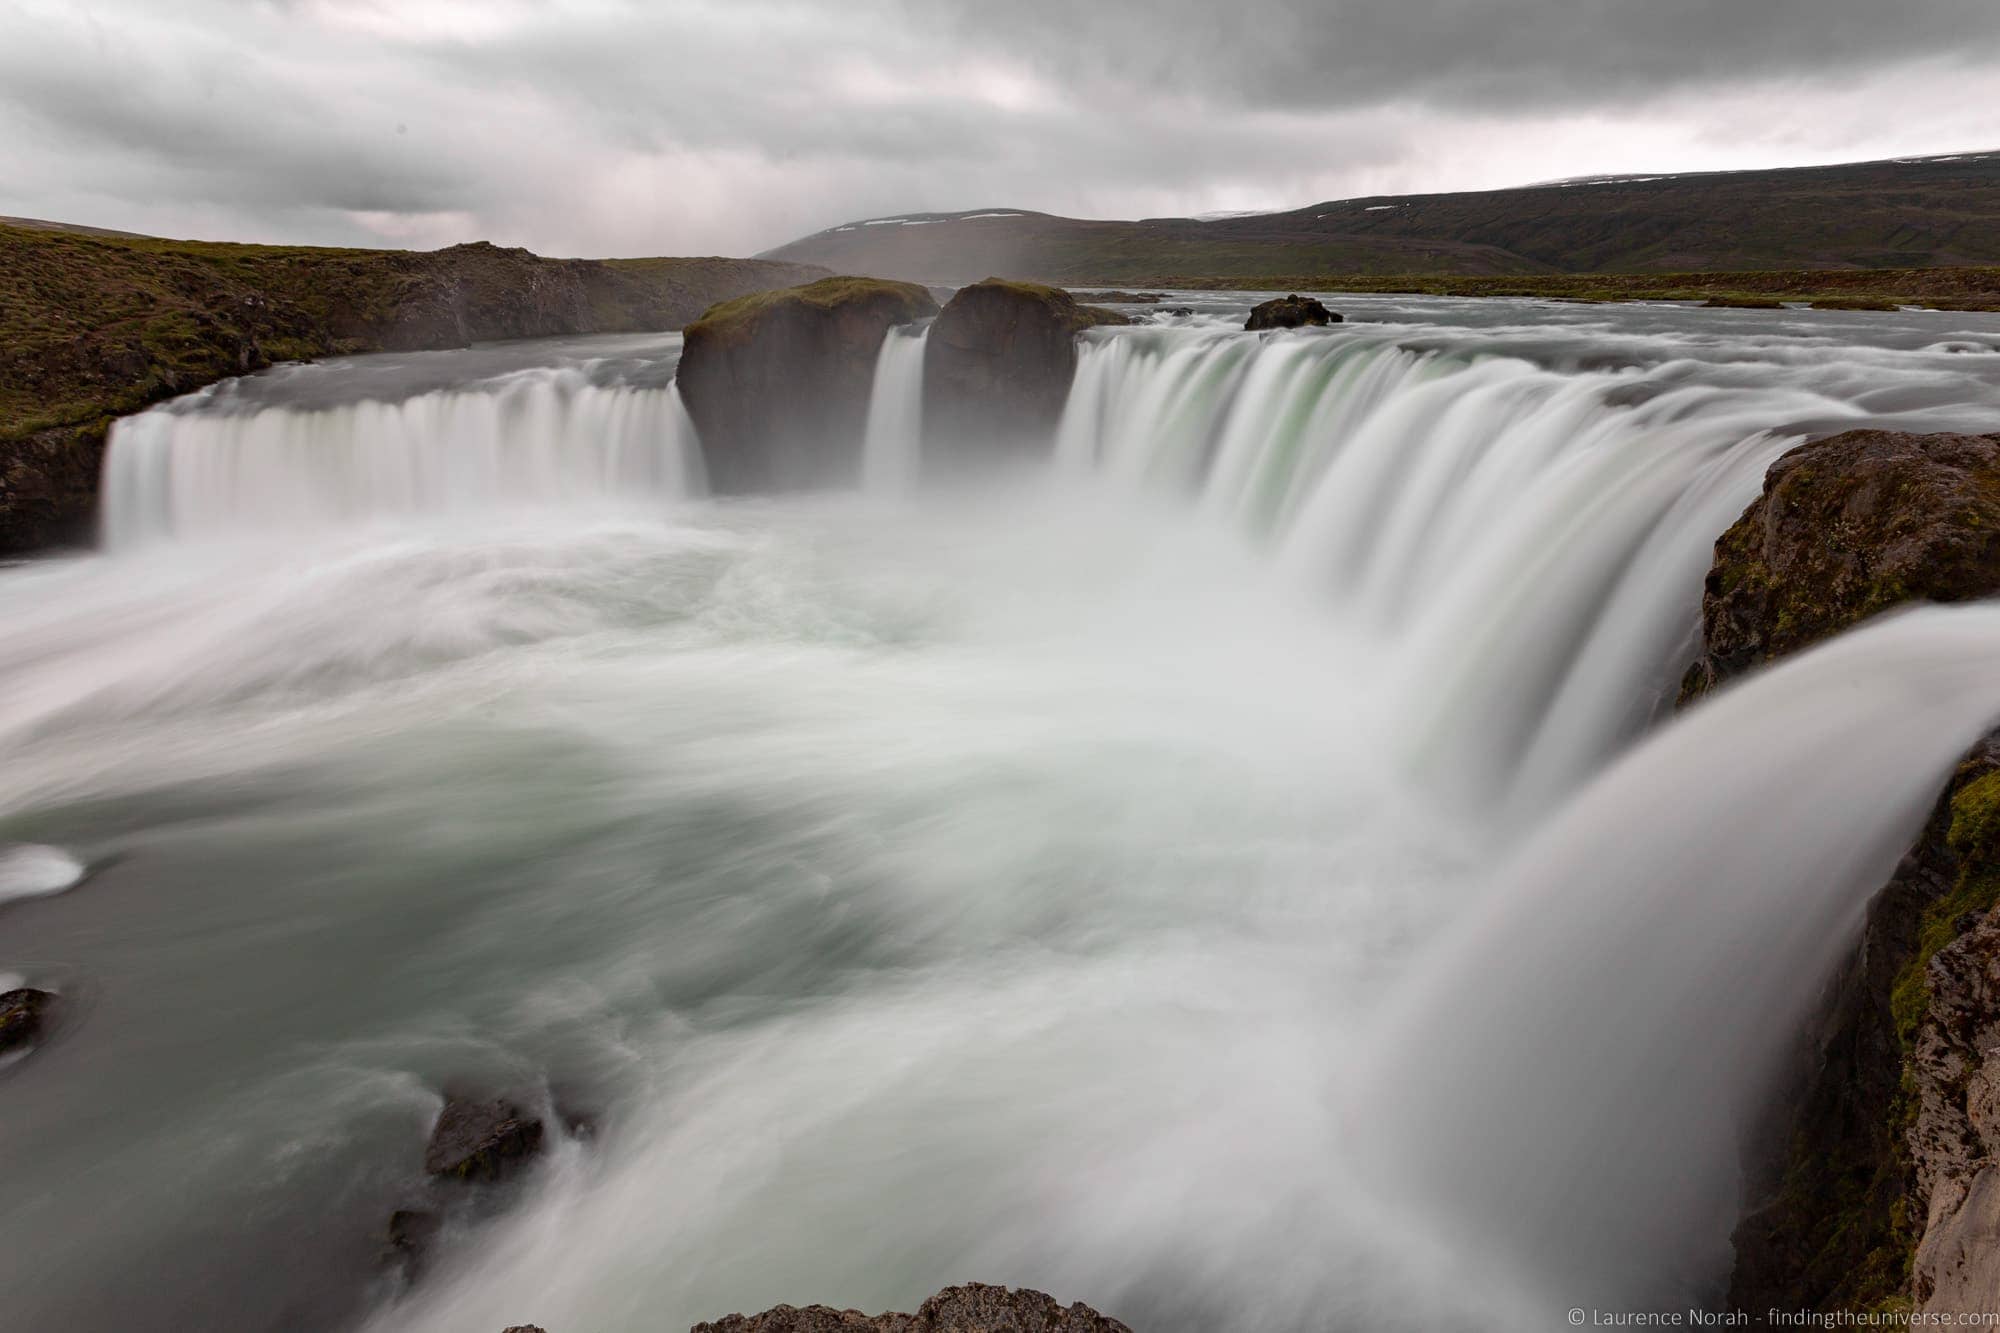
[103,367,700,546]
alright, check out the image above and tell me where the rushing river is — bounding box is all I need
[5,295,2000,1332]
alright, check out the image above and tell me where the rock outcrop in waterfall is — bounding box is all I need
[1694,429,2000,1315]
[921,279,1128,464]
[675,276,938,492]
[1243,294,1340,330]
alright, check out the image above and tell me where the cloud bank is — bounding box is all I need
[2,0,1996,256]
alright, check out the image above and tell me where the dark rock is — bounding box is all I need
[1681,429,2000,703]
[501,1327,548,1333]
[385,1207,442,1279]
[423,1095,545,1183]
[1243,294,1340,331]
[690,1283,1132,1333]
[921,278,1129,465]
[676,276,938,493]
[1071,291,1168,304]
[0,987,54,1058]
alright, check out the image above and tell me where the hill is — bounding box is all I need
[0,222,827,550]
[765,152,2000,285]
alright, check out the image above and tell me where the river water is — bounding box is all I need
[5,295,2000,1331]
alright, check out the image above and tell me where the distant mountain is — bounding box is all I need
[764,152,2000,284]
[0,216,152,239]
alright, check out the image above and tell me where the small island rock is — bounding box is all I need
[1244,294,1340,330]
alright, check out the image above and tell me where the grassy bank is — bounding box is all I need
[1137,265,2000,311]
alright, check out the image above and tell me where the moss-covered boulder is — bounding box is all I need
[1244,294,1340,330]
[690,1282,1132,1333]
[676,276,937,492]
[1701,430,2000,1314]
[1682,429,2000,702]
[921,278,1129,466]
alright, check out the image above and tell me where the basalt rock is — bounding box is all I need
[690,1282,1134,1333]
[422,1094,545,1183]
[0,986,54,1058]
[383,1093,549,1282]
[1243,294,1340,331]
[1704,430,2000,1314]
[1681,429,2000,704]
[921,278,1128,465]
[676,276,938,492]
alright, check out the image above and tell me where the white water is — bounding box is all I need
[862,326,929,496]
[104,362,700,546]
[5,302,2000,1332]
[0,844,85,904]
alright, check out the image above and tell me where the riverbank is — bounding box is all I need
[1121,266,2000,311]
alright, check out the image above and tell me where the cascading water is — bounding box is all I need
[101,340,702,546]
[862,325,929,496]
[5,298,2000,1333]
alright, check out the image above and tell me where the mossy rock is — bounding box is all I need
[1682,429,2000,703]
[676,276,938,493]
[920,278,1126,468]
[1244,293,1342,329]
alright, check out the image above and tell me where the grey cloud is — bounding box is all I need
[901,0,2000,112]
[0,0,1995,256]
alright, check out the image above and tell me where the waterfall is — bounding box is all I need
[1049,324,2000,815]
[1357,603,2000,1311]
[862,326,929,496]
[101,365,701,547]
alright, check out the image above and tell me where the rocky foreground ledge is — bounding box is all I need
[502,1283,1133,1333]
[1684,429,2000,1314]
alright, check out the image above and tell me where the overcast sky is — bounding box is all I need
[3,0,1998,257]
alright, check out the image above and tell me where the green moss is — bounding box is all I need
[1892,772,2000,1043]
[690,275,934,337]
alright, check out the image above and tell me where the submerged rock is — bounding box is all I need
[921,278,1129,464]
[383,1092,550,1281]
[1701,429,2000,1313]
[1243,294,1339,330]
[422,1094,545,1183]
[690,1282,1133,1333]
[1681,429,2000,702]
[676,275,938,492]
[0,986,54,1058]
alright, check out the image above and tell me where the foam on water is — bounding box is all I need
[0,844,86,904]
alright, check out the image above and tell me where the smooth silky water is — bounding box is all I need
[4,299,2000,1331]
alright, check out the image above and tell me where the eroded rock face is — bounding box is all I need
[1243,294,1339,330]
[1682,429,2000,702]
[921,279,1128,465]
[0,986,54,1058]
[1909,789,2000,1313]
[690,1283,1133,1333]
[676,276,938,493]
